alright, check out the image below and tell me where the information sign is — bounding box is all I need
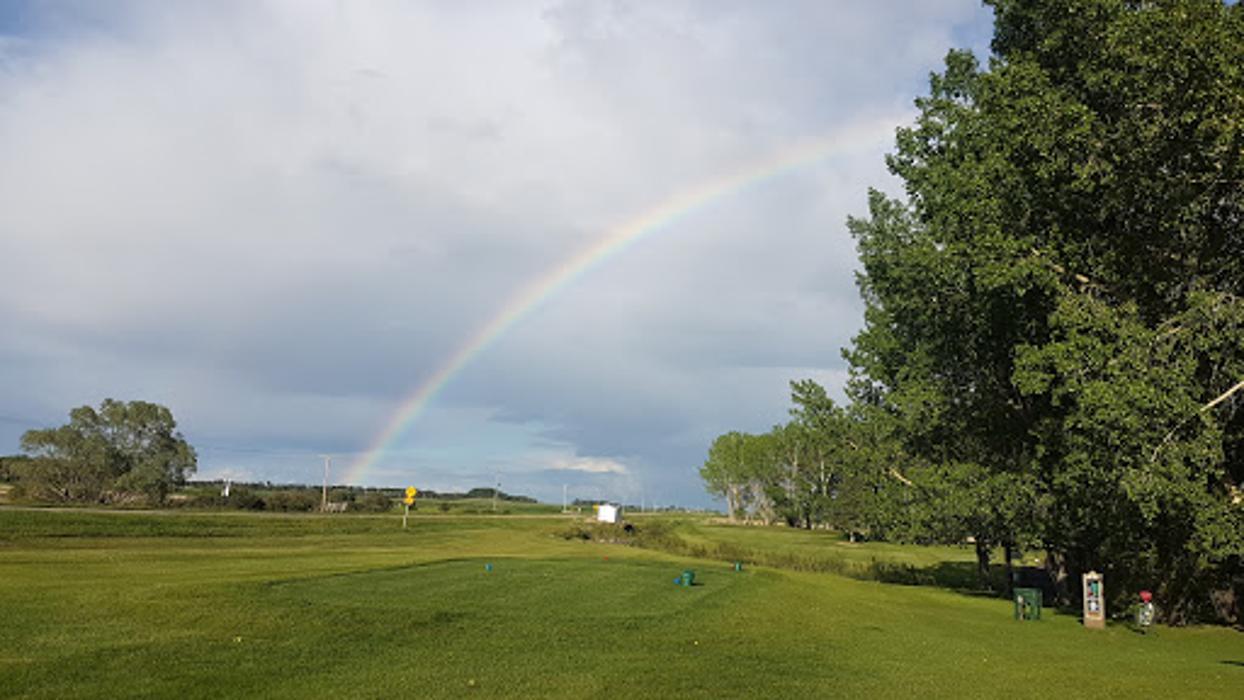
[1082,571,1105,629]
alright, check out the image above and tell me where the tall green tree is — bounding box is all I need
[700,431,751,521]
[19,399,197,504]
[1015,291,1244,621]
[846,0,1243,620]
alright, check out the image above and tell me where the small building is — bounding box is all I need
[596,503,621,524]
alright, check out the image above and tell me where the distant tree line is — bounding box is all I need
[3,409,542,514]
[178,483,395,513]
[420,487,537,503]
[703,0,1243,625]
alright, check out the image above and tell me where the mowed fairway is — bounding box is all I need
[1,510,1241,698]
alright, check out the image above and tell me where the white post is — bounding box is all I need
[320,454,331,512]
[403,502,409,529]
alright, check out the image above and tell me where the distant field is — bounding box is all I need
[412,497,564,515]
[1,508,1241,698]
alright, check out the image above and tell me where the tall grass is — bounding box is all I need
[558,518,1007,591]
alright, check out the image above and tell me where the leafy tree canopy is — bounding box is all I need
[702,0,1244,623]
[18,399,196,504]
[847,0,1243,622]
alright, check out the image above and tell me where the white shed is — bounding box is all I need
[596,503,621,524]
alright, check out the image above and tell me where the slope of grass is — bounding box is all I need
[1,508,1241,698]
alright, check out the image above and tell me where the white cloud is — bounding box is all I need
[547,455,629,475]
[0,1,994,503]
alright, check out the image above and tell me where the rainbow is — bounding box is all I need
[343,117,901,484]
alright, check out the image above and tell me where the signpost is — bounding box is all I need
[1082,571,1105,629]
[403,487,417,529]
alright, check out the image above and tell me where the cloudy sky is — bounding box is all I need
[0,0,993,507]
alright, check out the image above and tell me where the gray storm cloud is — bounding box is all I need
[0,1,992,505]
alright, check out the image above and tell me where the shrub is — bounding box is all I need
[356,491,394,513]
[265,490,319,512]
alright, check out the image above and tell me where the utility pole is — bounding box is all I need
[492,472,499,513]
[320,454,331,512]
[562,484,568,513]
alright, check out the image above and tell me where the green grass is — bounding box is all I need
[1,508,1241,698]
[633,519,1039,589]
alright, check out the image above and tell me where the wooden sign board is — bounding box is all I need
[1082,571,1105,629]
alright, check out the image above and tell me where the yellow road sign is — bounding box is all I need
[405,486,417,498]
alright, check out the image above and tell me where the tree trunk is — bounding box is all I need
[786,455,798,502]
[1004,541,1016,597]
[974,539,992,591]
[1045,549,1071,606]
[750,481,773,525]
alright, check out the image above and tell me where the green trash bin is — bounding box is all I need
[680,570,696,587]
[1014,587,1042,620]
